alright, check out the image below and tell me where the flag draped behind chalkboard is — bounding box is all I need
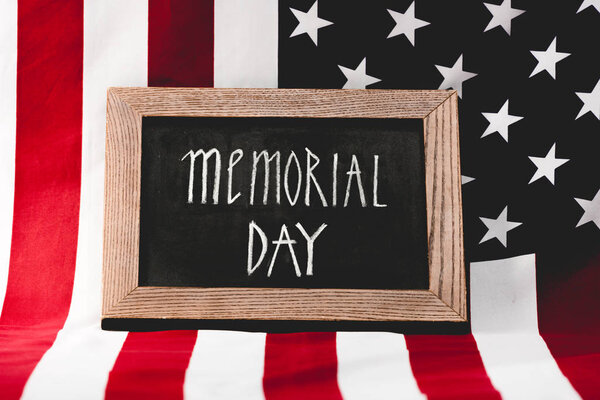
[0,0,599,399]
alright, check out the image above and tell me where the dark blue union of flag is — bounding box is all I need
[280,0,600,271]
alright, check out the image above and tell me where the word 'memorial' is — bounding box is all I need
[180,147,387,208]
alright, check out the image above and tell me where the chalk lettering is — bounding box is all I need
[268,224,301,277]
[227,149,244,204]
[247,220,268,275]
[305,148,328,207]
[182,149,387,209]
[332,153,338,207]
[181,148,221,204]
[295,222,327,276]
[284,151,302,206]
[373,155,387,208]
[344,154,366,207]
[250,150,281,205]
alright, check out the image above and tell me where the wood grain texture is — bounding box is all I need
[423,93,467,320]
[102,89,141,314]
[104,288,462,321]
[102,87,466,323]
[109,87,454,119]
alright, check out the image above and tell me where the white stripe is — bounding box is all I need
[336,332,425,400]
[214,0,278,88]
[0,0,17,315]
[471,254,581,400]
[21,324,126,400]
[21,1,148,398]
[184,331,266,400]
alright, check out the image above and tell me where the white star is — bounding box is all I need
[435,55,477,98]
[484,0,525,35]
[290,0,333,46]
[338,58,381,89]
[480,206,522,247]
[528,143,569,185]
[481,100,523,142]
[387,2,430,46]
[577,0,600,13]
[575,189,600,229]
[530,37,570,79]
[462,175,475,185]
[576,78,600,120]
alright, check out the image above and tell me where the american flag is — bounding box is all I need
[0,0,599,399]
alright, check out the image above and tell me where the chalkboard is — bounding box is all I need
[102,88,466,324]
[138,117,429,290]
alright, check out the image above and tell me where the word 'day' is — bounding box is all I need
[247,221,328,277]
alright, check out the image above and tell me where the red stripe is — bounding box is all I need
[541,333,600,400]
[148,0,214,87]
[537,249,600,398]
[105,330,197,400]
[405,335,501,400]
[105,2,214,398]
[263,332,343,400]
[0,1,83,398]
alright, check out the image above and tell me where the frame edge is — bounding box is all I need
[102,88,467,323]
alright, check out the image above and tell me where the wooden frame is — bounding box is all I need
[103,87,466,322]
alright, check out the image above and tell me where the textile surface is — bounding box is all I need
[0,1,598,399]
